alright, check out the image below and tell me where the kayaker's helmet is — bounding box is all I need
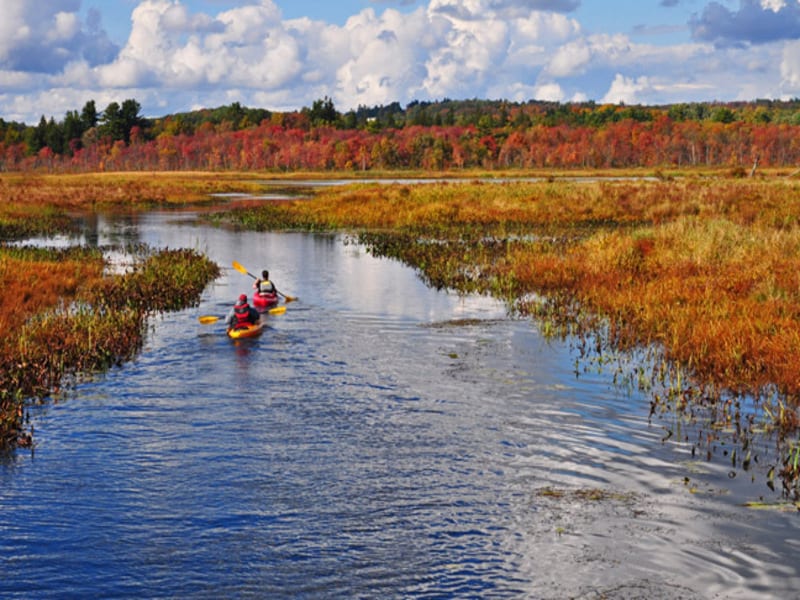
[237,293,248,305]
[262,270,269,279]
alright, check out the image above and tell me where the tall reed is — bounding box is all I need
[211,176,800,495]
[0,245,220,448]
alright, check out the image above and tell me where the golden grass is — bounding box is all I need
[216,176,800,404]
[0,173,228,447]
[0,171,267,211]
[0,254,104,328]
[5,170,800,487]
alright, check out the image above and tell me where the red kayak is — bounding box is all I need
[252,291,279,311]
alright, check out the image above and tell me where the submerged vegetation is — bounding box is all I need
[209,175,800,497]
[0,173,224,448]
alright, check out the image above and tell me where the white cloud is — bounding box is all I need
[161,3,222,33]
[98,57,150,88]
[49,12,81,42]
[514,10,581,42]
[95,0,298,89]
[546,39,592,77]
[0,0,798,124]
[602,73,652,104]
[0,0,117,73]
[781,39,800,88]
[334,8,434,105]
[424,17,511,96]
[761,0,787,12]
[85,0,586,111]
[0,70,34,91]
[533,82,564,101]
[0,1,36,61]
[420,6,581,100]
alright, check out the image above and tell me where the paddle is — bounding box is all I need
[198,305,286,323]
[232,261,297,302]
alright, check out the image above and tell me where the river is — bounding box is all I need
[1,209,799,599]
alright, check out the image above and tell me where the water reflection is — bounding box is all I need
[71,212,143,248]
[1,211,798,599]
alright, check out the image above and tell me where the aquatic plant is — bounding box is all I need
[0,244,220,448]
[85,245,221,313]
[211,176,800,496]
[0,172,238,449]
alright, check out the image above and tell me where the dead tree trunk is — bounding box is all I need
[749,155,759,177]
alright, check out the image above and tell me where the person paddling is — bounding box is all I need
[232,260,297,302]
[226,294,260,329]
[253,270,277,295]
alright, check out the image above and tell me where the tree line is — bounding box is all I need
[1,99,146,158]
[4,96,800,172]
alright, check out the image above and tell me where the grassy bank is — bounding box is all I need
[6,169,800,494]
[208,174,800,495]
[0,173,225,448]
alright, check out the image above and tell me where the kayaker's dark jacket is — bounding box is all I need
[256,279,276,294]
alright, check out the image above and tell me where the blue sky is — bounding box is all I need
[2,0,800,124]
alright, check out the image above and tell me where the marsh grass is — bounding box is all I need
[0,244,220,447]
[212,175,800,495]
[0,173,225,448]
[0,172,266,214]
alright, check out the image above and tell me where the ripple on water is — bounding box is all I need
[2,224,800,598]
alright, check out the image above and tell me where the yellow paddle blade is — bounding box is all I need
[236,261,295,299]
[268,306,286,315]
[232,260,255,278]
[198,315,221,324]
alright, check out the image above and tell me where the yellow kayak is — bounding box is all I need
[226,321,264,339]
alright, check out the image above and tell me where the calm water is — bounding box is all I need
[1,211,799,599]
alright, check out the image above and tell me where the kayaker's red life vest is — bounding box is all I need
[234,303,253,325]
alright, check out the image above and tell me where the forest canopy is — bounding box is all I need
[3,97,800,172]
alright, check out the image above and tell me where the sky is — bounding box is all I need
[2,0,800,124]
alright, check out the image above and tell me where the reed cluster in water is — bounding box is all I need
[212,175,800,495]
[0,244,220,447]
[0,173,225,449]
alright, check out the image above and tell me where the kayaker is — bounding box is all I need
[253,270,277,295]
[226,294,260,328]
